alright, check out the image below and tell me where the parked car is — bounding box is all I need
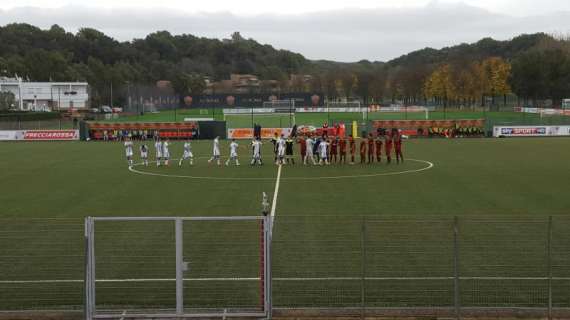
[100,106,113,113]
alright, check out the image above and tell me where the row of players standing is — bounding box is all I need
[267,128,404,166]
[123,129,404,168]
[124,138,192,167]
[124,136,240,167]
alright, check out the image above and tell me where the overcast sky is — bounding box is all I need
[1,0,570,62]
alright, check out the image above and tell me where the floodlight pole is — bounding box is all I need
[84,217,95,320]
[453,216,460,320]
[264,213,272,319]
[360,216,366,319]
[175,217,184,315]
[261,192,272,319]
[547,216,552,320]
[84,218,90,320]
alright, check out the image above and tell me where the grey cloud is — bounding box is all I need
[0,3,569,62]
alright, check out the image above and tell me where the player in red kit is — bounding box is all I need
[339,136,347,164]
[367,133,375,164]
[375,134,383,163]
[298,135,307,163]
[394,129,404,164]
[359,137,367,164]
[349,135,356,165]
[384,132,393,164]
[330,137,339,163]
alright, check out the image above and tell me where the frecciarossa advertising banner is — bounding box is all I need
[0,130,79,141]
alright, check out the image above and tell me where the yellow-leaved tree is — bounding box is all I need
[481,57,512,106]
[423,64,455,107]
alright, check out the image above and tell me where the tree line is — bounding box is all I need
[1,23,570,108]
[311,34,570,107]
[0,24,307,107]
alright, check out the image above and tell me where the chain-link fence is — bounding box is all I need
[0,219,84,311]
[2,107,569,134]
[0,118,77,130]
[272,216,570,318]
[1,216,570,318]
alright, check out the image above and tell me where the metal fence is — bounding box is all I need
[1,107,570,133]
[1,216,570,319]
[271,216,570,318]
[0,218,84,311]
[84,216,270,319]
[0,118,77,130]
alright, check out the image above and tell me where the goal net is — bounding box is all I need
[368,105,430,120]
[262,99,296,113]
[224,114,296,128]
[85,216,271,319]
[325,100,362,110]
[223,105,296,128]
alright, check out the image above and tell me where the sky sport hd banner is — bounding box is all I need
[493,126,570,137]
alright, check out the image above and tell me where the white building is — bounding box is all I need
[0,77,89,111]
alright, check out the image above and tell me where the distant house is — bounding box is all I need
[231,74,261,94]
[289,74,313,92]
[204,74,261,94]
[168,73,315,95]
[0,77,89,111]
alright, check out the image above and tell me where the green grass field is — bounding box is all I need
[2,138,569,217]
[1,138,570,314]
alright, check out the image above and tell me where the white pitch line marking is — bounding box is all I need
[128,158,434,181]
[270,164,283,234]
[1,276,564,284]
[0,278,259,284]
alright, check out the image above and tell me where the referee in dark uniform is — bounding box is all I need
[285,136,295,165]
[271,132,278,162]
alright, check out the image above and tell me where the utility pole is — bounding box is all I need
[18,77,23,111]
[126,81,131,112]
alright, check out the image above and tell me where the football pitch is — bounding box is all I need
[2,138,569,217]
[1,138,570,314]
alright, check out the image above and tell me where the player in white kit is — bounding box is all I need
[319,139,330,165]
[124,138,134,167]
[208,136,221,166]
[276,134,286,165]
[304,136,317,165]
[179,140,194,166]
[225,139,240,166]
[140,144,149,166]
[154,139,163,167]
[162,139,171,166]
[251,138,263,166]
